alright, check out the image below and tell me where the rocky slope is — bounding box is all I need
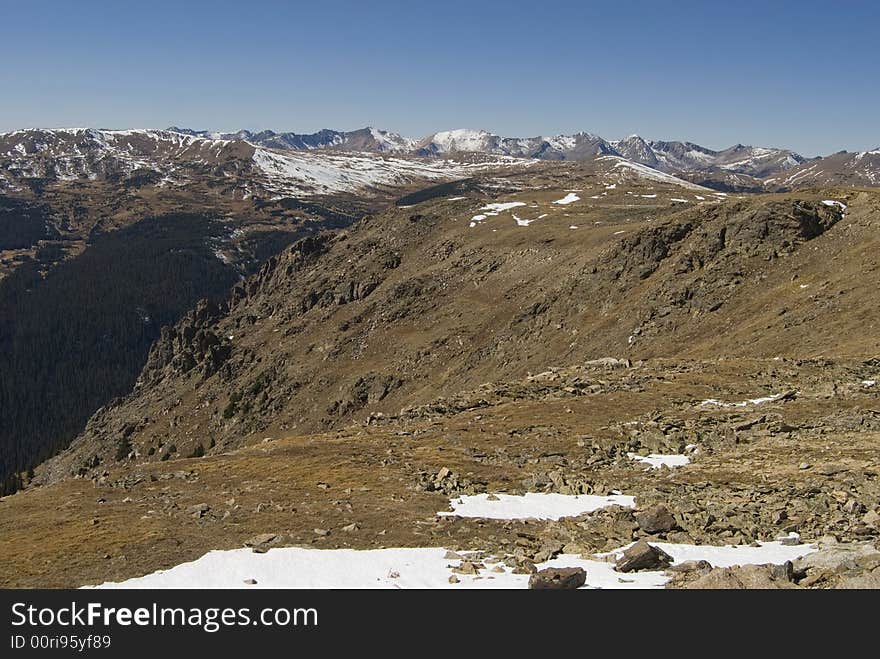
[0,159,877,587]
[36,163,879,485]
[3,355,878,588]
[0,155,698,493]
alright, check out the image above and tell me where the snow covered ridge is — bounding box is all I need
[596,156,711,191]
[0,127,534,197]
[1,125,808,171]
[252,148,531,197]
[0,127,242,184]
[157,126,814,180]
[774,149,880,188]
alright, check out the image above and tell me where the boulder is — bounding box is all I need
[615,540,673,572]
[635,505,677,534]
[528,567,587,590]
[793,542,879,576]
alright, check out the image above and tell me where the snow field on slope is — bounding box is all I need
[90,539,816,589]
[90,487,817,589]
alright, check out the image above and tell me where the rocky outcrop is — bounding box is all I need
[137,300,230,387]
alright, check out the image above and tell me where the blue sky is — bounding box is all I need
[1,0,877,156]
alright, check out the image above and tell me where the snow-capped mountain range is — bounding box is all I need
[1,125,878,194]
[167,126,810,178]
[0,127,531,198]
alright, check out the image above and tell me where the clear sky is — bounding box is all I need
[1,0,877,156]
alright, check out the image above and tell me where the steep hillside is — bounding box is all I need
[0,168,375,494]
[36,164,879,485]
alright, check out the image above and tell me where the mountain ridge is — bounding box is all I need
[4,125,878,192]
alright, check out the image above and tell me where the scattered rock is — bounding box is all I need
[452,561,481,575]
[186,503,210,518]
[683,565,798,589]
[665,531,694,544]
[778,532,801,546]
[512,558,537,574]
[793,542,879,576]
[834,570,880,589]
[244,533,279,553]
[668,559,711,574]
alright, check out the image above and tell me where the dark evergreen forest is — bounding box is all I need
[0,213,243,494]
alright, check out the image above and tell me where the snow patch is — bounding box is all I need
[627,453,690,469]
[821,199,848,211]
[700,393,789,408]
[480,201,527,213]
[438,492,634,520]
[553,192,580,205]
